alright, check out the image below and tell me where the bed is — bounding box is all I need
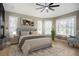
[18,35,52,55]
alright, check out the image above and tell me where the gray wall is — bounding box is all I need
[4,11,42,36]
[5,11,53,36]
[4,10,79,36]
[76,10,79,33]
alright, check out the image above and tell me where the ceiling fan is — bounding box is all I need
[36,3,60,12]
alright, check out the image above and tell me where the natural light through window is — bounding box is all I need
[44,20,52,35]
[56,16,76,36]
[9,16,18,37]
[37,20,42,35]
[37,20,52,35]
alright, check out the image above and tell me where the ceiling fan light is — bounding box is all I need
[45,7,48,10]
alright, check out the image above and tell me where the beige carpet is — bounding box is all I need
[0,39,79,56]
[28,46,65,56]
[28,39,79,56]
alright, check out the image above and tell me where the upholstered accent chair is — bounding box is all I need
[67,33,79,48]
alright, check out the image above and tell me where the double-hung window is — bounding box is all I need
[9,16,18,37]
[56,16,76,36]
[37,20,52,35]
[37,20,43,35]
[44,20,52,35]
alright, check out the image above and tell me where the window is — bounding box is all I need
[9,16,18,37]
[37,20,52,35]
[44,20,52,35]
[56,16,76,36]
[37,20,42,34]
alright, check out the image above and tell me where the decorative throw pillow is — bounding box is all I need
[21,31,29,36]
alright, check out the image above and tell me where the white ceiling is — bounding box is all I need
[3,3,79,18]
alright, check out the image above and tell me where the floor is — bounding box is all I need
[28,39,79,56]
[52,39,79,56]
[0,47,10,56]
[0,38,79,56]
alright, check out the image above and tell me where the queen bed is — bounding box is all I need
[10,35,52,55]
[11,25,53,55]
[19,35,52,55]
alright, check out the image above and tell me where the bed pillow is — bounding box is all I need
[21,31,29,36]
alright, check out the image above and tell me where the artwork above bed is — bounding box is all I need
[18,17,37,36]
[20,17,34,26]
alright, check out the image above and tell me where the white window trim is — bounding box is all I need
[56,16,76,36]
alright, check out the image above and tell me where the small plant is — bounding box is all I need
[51,28,56,41]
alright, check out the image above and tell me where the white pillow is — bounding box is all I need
[21,31,29,36]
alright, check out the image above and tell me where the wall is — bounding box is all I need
[5,11,54,36]
[5,10,79,36]
[4,11,43,36]
[76,10,79,33]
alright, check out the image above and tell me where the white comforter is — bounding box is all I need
[18,35,52,55]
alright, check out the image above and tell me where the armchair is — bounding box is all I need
[67,34,79,48]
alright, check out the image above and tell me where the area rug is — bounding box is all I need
[28,46,65,56]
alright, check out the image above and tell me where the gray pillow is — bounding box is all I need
[21,31,29,36]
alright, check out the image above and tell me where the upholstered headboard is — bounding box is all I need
[17,26,37,36]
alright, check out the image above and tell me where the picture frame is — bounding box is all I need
[20,17,34,26]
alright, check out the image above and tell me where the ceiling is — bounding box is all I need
[3,3,79,18]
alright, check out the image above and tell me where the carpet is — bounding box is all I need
[28,46,65,56]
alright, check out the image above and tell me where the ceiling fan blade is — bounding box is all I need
[49,3,54,6]
[36,6,44,9]
[50,5,60,7]
[41,7,45,12]
[49,7,55,11]
[36,3,45,7]
[46,9,48,12]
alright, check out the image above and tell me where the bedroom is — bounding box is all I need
[0,3,79,56]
